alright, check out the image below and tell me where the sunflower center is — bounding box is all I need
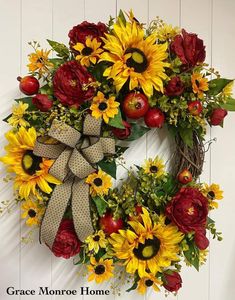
[145,279,154,287]
[22,150,42,175]
[82,47,93,56]
[95,265,105,275]
[133,237,161,261]
[93,235,100,242]
[28,209,36,218]
[150,166,158,173]
[93,178,103,187]
[195,79,201,88]
[207,191,215,200]
[98,102,108,111]
[125,48,148,73]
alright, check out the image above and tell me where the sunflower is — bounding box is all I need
[0,127,61,200]
[21,198,45,226]
[27,48,53,76]
[137,273,162,294]
[202,183,223,209]
[85,230,107,253]
[86,170,112,197]
[143,156,165,179]
[73,37,103,67]
[87,257,114,284]
[191,73,209,99]
[100,18,169,97]
[90,91,120,123]
[8,101,29,128]
[109,208,184,278]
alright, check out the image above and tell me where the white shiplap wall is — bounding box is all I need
[0,1,235,300]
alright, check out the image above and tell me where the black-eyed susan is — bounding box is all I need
[21,198,45,226]
[85,230,107,253]
[109,208,184,278]
[8,101,29,128]
[27,48,53,76]
[73,37,103,67]
[143,156,165,179]
[100,17,169,97]
[87,257,114,284]
[0,127,61,200]
[191,73,209,99]
[90,91,120,124]
[202,183,223,209]
[85,170,112,197]
[137,273,162,294]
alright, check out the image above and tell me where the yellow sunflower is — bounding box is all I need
[202,183,223,209]
[21,198,45,226]
[143,156,165,179]
[191,73,209,99]
[87,257,114,284]
[100,18,169,97]
[73,37,103,67]
[90,91,120,123]
[85,170,112,197]
[109,208,184,278]
[8,101,29,127]
[137,273,162,294]
[0,127,61,200]
[27,49,53,76]
[85,230,107,253]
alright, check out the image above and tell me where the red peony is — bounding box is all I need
[210,108,228,126]
[194,228,209,250]
[53,61,95,107]
[165,187,208,233]
[171,29,206,69]
[32,94,53,112]
[165,76,185,96]
[112,120,131,139]
[163,272,182,292]
[52,219,81,259]
[68,21,107,49]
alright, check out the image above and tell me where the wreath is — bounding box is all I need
[1,10,234,295]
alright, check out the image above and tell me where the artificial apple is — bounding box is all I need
[17,76,40,95]
[144,108,165,128]
[123,92,149,119]
[99,212,124,235]
[177,169,193,184]
[187,100,203,116]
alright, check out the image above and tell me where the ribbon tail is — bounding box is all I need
[72,178,94,242]
[40,180,73,249]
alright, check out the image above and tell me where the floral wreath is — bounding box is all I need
[1,10,234,295]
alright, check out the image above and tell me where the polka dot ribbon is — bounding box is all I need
[33,114,115,249]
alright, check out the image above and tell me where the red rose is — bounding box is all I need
[112,121,131,139]
[52,219,81,259]
[165,76,184,96]
[210,108,228,126]
[194,228,209,250]
[53,61,95,107]
[32,94,53,112]
[163,272,182,292]
[166,187,208,233]
[171,29,206,69]
[69,21,107,49]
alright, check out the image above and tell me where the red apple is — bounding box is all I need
[144,108,165,128]
[17,76,39,95]
[188,100,203,116]
[177,169,193,184]
[99,212,124,235]
[123,92,149,119]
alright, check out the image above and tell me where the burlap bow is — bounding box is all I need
[33,114,115,248]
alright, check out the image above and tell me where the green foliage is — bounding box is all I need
[208,78,233,96]
[39,84,53,96]
[183,240,200,271]
[126,281,138,293]
[108,108,125,129]
[92,196,108,217]
[118,10,126,26]
[98,159,117,179]
[179,127,193,148]
[49,58,64,69]
[47,39,70,58]
[126,123,150,141]
[15,97,35,111]
[221,96,235,111]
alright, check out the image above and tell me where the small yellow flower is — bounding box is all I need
[202,183,223,209]
[222,81,234,97]
[8,101,29,127]
[21,198,45,226]
[85,230,107,253]
[87,257,114,284]
[137,273,162,294]
[90,91,119,124]
[73,37,103,67]
[155,23,180,42]
[191,73,209,99]
[143,156,165,179]
[85,170,112,197]
[27,49,53,76]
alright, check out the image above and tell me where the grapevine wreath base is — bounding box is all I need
[1,10,234,295]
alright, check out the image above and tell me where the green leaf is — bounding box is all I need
[3,114,12,123]
[98,159,117,179]
[208,78,233,96]
[47,39,70,58]
[207,216,215,225]
[126,282,138,293]
[221,97,235,111]
[179,127,193,148]
[39,84,53,96]
[118,9,126,26]
[108,108,125,129]
[184,242,200,271]
[49,58,64,68]
[125,123,150,141]
[15,97,36,111]
[92,196,107,217]
[115,145,129,156]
